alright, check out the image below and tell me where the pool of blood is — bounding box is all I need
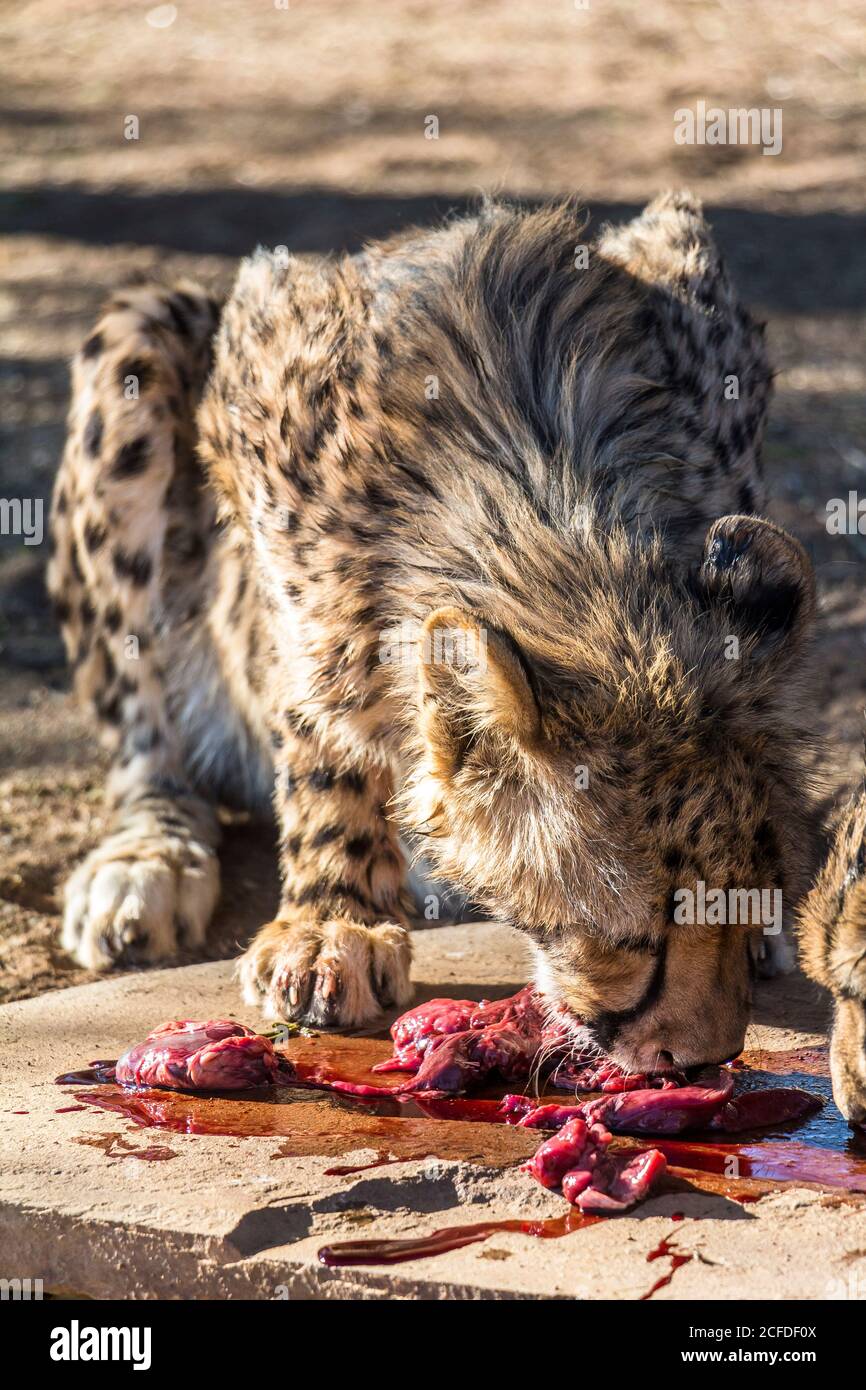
[60,1084,541,1169]
[56,1033,866,1265]
[57,1037,864,1172]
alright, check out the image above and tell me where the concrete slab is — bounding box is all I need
[0,921,864,1300]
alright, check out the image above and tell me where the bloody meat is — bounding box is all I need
[114,1020,284,1092]
[103,992,822,1143]
[373,992,822,1131]
[581,1069,737,1134]
[371,986,546,1091]
[706,1086,823,1133]
[515,1072,820,1211]
[522,1116,668,1213]
[550,1054,684,1092]
[371,996,480,1072]
[99,998,821,1145]
[502,1076,821,1137]
[375,988,686,1094]
[70,1002,822,1221]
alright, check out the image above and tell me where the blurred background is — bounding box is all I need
[1,0,864,1001]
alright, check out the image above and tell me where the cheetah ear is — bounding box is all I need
[417,607,541,774]
[696,515,816,661]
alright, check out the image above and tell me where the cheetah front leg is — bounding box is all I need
[48,283,223,969]
[798,786,866,1127]
[238,725,413,1028]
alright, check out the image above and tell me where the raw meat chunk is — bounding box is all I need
[522,1116,668,1213]
[115,1019,282,1092]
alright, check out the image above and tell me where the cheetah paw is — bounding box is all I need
[62,829,220,970]
[238,917,413,1029]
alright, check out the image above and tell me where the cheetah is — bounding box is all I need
[48,192,834,1082]
[798,770,866,1126]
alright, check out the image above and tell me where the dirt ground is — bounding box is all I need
[1,0,865,1004]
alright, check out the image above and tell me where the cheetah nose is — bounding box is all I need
[633,1045,677,1072]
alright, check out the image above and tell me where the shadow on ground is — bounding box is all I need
[3,185,866,313]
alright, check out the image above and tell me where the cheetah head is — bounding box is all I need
[400,514,817,1074]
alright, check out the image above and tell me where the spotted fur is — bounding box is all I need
[798,776,866,1126]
